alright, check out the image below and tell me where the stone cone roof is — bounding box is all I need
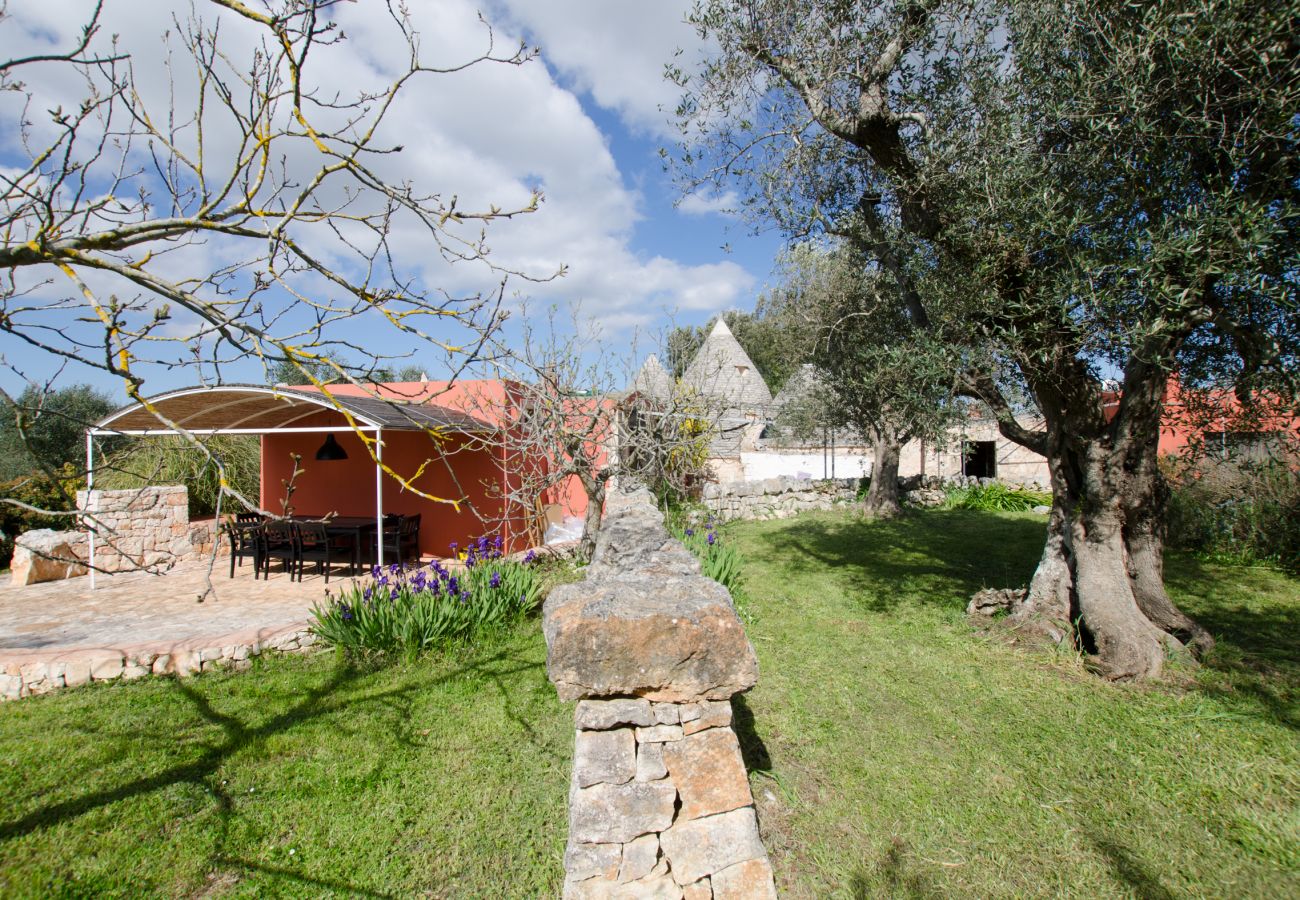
[630,354,674,401]
[681,318,773,410]
[772,363,821,410]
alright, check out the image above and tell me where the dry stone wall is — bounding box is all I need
[544,488,777,899]
[701,476,857,523]
[76,486,220,573]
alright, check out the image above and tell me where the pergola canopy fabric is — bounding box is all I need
[93,384,490,435]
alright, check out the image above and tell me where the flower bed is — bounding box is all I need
[311,536,542,658]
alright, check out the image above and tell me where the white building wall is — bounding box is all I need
[740,450,872,482]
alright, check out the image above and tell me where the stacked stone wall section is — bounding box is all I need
[546,488,778,898]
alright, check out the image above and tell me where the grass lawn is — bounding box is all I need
[731,509,1298,898]
[0,629,572,898]
[1,509,1295,898]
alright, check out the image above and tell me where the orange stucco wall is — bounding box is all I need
[258,406,525,558]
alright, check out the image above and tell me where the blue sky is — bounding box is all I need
[0,1,785,401]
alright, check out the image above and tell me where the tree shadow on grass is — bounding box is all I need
[0,647,546,891]
[1165,555,1300,729]
[746,510,1045,614]
[1084,831,1176,900]
[846,836,943,899]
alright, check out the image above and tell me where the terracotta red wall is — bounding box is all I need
[258,408,522,558]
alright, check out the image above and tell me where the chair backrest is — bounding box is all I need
[297,521,328,548]
[236,512,263,524]
[263,520,295,546]
[400,513,421,537]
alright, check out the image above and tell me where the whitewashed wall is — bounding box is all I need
[740,450,872,482]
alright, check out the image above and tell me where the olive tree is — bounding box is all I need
[676,0,1299,679]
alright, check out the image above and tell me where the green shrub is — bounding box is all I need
[668,511,745,600]
[0,464,83,568]
[97,434,260,518]
[310,536,542,659]
[1165,458,1300,572]
[942,482,1052,512]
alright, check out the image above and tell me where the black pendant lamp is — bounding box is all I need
[315,433,348,461]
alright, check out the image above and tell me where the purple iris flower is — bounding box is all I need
[370,565,381,578]
[390,587,399,600]
[490,571,501,588]
[363,586,372,601]
[523,549,536,564]
[460,591,471,603]
[493,534,503,549]
[447,576,459,595]
[707,532,716,545]
[685,528,694,537]
[340,603,353,621]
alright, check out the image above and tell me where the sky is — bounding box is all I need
[0,0,785,400]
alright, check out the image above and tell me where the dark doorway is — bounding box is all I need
[963,440,997,478]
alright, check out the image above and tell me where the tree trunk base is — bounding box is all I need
[967,588,1072,650]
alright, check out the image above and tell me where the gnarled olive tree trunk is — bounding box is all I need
[1011,372,1213,681]
[862,425,903,519]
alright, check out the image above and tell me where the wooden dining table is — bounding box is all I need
[292,515,378,575]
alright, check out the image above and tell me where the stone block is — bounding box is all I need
[0,674,22,700]
[544,573,758,703]
[566,841,622,882]
[682,878,712,900]
[121,664,150,680]
[570,780,677,844]
[171,650,202,676]
[636,725,683,743]
[576,698,655,730]
[90,656,124,681]
[662,728,752,822]
[710,858,777,899]
[151,654,172,675]
[575,728,637,788]
[635,742,667,782]
[619,833,660,883]
[564,874,683,900]
[63,659,92,688]
[651,703,680,725]
[11,529,89,586]
[660,807,766,885]
[680,701,732,736]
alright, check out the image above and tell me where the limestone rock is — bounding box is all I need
[566,842,622,882]
[11,529,88,586]
[577,698,655,730]
[564,873,683,900]
[570,781,677,844]
[660,807,766,885]
[651,703,680,725]
[710,858,777,899]
[680,700,732,736]
[682,879,711,900]
[544,574,758,703]
[575,728,637,788]
[588,489,700,578]
[967,588,1027,617]
[619,833,660,883]
[635,724,683,743]
[635,742,668,782]
[662,728,753,821]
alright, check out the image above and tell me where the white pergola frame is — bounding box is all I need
[84,385,412,588]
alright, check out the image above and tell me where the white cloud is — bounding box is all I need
[677,189,741,218]
[0,0,748,396]
[489,0,701,139]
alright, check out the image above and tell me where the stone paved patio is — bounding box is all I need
[0,556,358,699]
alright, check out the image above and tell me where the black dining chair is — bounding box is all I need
[260,519,298,579]
[224,515,263,578]
[381,514,421,565]
[296,521,349,583]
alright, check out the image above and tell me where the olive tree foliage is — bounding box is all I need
[0,0,554,536]
[791,244,961,517]
[675,0,1299,680]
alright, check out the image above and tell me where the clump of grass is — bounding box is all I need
[311,535,541,659]
[942,481,1051,512]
